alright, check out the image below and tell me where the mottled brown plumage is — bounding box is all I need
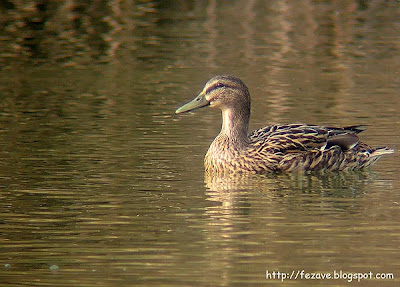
[175,75,394,174]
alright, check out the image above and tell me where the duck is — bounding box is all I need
[175,75,394,174]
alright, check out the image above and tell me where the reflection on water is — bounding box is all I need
[1,0,400,286]
[205,171,381,195]
[203,171,399,285]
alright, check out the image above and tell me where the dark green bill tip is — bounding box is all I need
[175,92,210,114]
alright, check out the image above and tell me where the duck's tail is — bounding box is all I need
[371,146,395,158]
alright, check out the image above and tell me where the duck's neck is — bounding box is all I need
[219,108,250,147]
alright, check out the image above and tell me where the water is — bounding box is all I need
[1,1,400,286]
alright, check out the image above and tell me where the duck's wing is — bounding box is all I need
[249,124,367,153]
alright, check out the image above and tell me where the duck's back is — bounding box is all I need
[247,124,393,173]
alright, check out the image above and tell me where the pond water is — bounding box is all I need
[1,1,399,286]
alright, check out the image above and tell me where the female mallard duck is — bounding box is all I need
[175,75,394,174]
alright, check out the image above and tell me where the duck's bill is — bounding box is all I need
[175,92,210,114]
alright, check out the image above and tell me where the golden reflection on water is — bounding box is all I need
[0,0,399,286]
[202,171,399,283]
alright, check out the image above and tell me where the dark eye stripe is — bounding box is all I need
[205,83,236,95]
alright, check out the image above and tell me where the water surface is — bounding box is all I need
[1,1,399,286]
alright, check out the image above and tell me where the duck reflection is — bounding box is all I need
[200,171,392,282]
[205,171,377,195]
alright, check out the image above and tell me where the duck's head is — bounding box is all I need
[175,75,250,115]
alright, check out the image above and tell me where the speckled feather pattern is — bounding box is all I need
[205,124,392,174]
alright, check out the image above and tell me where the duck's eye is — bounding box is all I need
[205,82,226,95]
